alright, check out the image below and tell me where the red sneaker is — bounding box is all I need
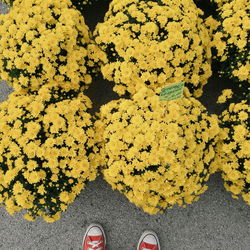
[137,231,160,250]
[82,223,106,250]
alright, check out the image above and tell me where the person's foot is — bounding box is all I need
[137,230,160,250]
[82,223,106,250]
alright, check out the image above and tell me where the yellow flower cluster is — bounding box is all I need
[0,82,100,222]
[95,87,220,214]
[210,0,250,82]
[217,89,233,103]
[204,16,220,38]
[212,101,250,205]
[216,85,249,105]
[94,0,212,97]
[0,0,103,92]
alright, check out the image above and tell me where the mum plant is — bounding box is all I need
[210,0,249,83]
[0,0,104,92]
[94,0,212,97]
[212,101,250,205]
[95,87,220,214]
[0,82,100,222]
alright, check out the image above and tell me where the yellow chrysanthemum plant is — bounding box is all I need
[94,0,212,97]
[210,0,250,83]
[95,86,220,214]
[211,101,250,205]
[0,82,101,222]
[0,0,105,92]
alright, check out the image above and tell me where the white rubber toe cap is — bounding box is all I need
[137,230,160,250]
[88,226,103,236]
[143,234,158,245]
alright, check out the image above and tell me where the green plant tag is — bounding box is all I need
[159,82,185,101]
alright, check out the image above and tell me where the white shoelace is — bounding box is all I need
[87,240,103,250]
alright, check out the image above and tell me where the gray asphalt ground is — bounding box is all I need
[0,1,250,250]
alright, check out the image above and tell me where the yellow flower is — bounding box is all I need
[12,182,24,195]
[37,185,46,195]
[23,213,36,222]
[59,191,70,203]
[238,111,248,121]
[217,89,233,103]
